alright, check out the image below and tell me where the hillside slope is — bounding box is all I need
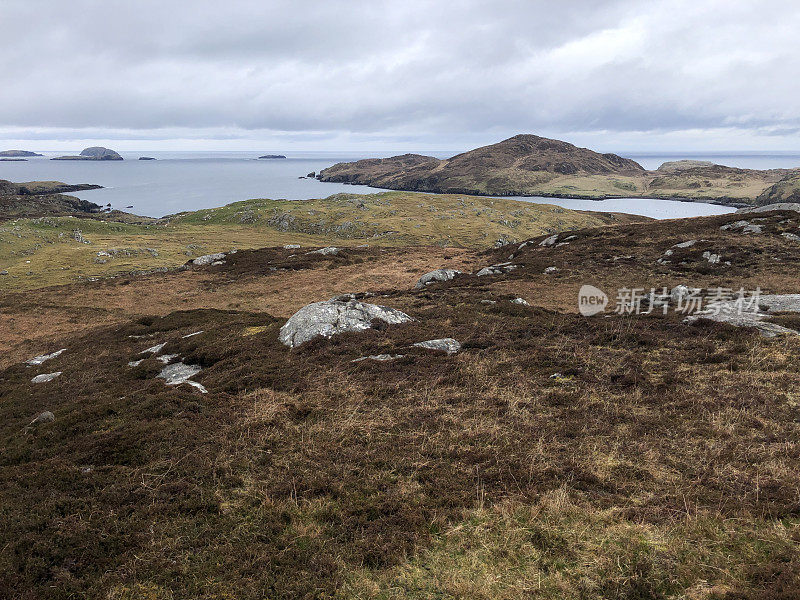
[319,135,797,205]
[0,191,647,291]
[320,134,645,195]
[2,210,800,598]
[757,171,800,205]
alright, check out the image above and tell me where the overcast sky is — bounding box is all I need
[2,0,799,152]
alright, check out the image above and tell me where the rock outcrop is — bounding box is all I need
[685,293,800,337]
[413,338,461,354]
[192,252,227,266]
[279,299,413,348]
[414,268,463,288]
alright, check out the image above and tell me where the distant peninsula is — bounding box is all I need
[318,134,800,207]
[0,179,104,220]
[52,147,123,161]
[0,150,43,157]
[258,154,286,159]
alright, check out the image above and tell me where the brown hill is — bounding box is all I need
[320,136,800,205]
[757,171,800,205]
[4,210,800,597]
[319,134,645,196]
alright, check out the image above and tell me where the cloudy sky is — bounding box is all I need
[2,0,799,152]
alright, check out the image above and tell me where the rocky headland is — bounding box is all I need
[319,134,799,207]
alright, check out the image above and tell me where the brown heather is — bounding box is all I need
[1,209,800,598]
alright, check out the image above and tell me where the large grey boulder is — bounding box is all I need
[279,299,413,348]
[415,268,462,288]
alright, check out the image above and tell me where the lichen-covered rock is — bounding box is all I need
[307,246,339,256]
[414,268,463,288]
[279,299,413,348]
[352,354,404,362]
[720,220,763,234]
[413,338,461,354]
[157,362,202,385]
[192,252,226,265]
[476,262,518,277]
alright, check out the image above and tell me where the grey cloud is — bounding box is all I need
[1,0,799,149]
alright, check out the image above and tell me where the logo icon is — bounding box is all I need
[578,284,608,316]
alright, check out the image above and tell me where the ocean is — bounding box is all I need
[2,150,799,219]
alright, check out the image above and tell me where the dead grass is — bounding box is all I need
[2,211,800,598]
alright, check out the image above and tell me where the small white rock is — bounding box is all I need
[413,338,461,355]
[31,372,62,383]
[141,342,167,354]
[25,348,66,366]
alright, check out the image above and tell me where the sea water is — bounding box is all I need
[2,150,798,219]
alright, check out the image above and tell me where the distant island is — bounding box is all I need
[258,154,286,159]
[138,156,156,160]
[318,134,800,207]
[0,150,42,157]
[0,158,27,162]
[52,147,123,161]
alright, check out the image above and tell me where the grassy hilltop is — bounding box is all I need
[0,190,644,291]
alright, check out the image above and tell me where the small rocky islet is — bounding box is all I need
[51,146,123,161]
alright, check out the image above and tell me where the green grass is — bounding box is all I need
[341,496,798,599]
[0,191,635,291]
